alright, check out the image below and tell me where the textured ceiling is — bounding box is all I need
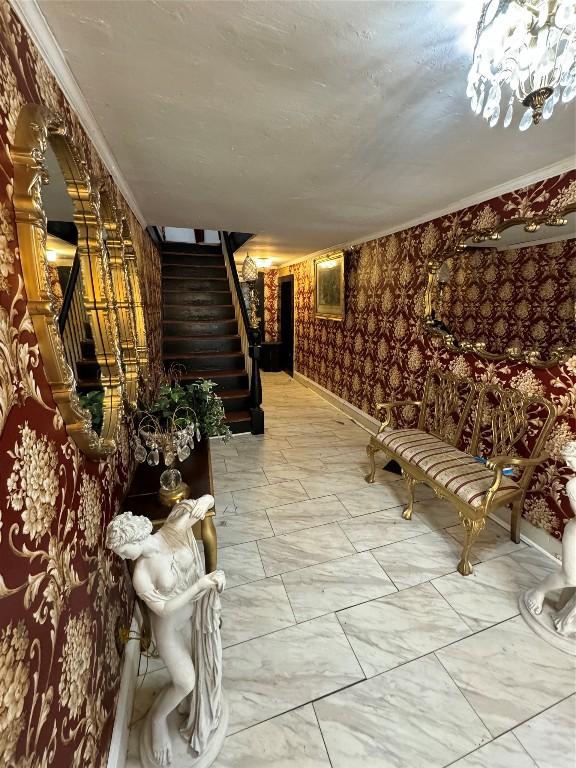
[38,0,576,264]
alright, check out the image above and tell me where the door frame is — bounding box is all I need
[278,273,295,376]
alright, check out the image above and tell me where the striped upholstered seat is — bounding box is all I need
[376,428,518,508]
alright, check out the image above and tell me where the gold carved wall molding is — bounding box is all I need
[99,188,140,410]
[423,204,576,368]
[13,104,123,457]
[121,219,149,382]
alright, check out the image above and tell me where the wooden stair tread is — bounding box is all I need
[176,369,248,379]
[163,351,244,359]
[163,334,240,341]
[225,410,251,422]
[218,389,250,398]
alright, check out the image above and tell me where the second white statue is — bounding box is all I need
[106,495,227,768]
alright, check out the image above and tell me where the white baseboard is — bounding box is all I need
[106,605,142,768]
[293,369,562,562]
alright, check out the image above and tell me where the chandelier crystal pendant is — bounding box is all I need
[467,0,576,130]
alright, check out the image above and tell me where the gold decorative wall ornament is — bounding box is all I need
[423,203,576,368]
[13,104,123,457]
[99,189,139,410]
[122,219,149,380]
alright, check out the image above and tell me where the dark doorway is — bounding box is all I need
[279,275,294,375]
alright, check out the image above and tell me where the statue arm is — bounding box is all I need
[168,494,215,529]
[133,568,220,617]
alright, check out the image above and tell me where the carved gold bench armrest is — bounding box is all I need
[375,400,422,432]
[484,453,549,505]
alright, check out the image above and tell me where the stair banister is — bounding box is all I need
[220,231,264,434]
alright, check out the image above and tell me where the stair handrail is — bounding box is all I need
[58,251,80,334]
[220,231,264,434]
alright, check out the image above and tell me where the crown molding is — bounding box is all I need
[282,157,576,269]
[10,0,146,227]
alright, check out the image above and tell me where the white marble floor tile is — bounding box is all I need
[211,457,227,474]
[336,483,409,516]
[300,472,372,499]
[447,518,526,561]
[263,462,327,483]
[314,654,490,768]
[286,431,344,448]
[224,453,288,472]
[371,530,479,589]
[281,444,373,463]
[232,480,309,513]
[266,495,350,536]
[338,582,471,676]
[432,554,537,631]
[508,546,560,582]
[215,491,237,514]
[412,497,460,530]
[437,616,576,736]
[450,734,538,768]
[224,613,364,734]
[209,439,239,457]
[514,694,576,768]
[258,522,356,576]
[213,469,269,493]
[221,576,295,647]
[282,551,396,622]
[215,509,274,548]
[339,506,432,551]
[216,541,265,587]
[213,705,331,767]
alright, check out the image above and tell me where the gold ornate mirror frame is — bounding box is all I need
[13,104,123,457]
[99,188,139,410]
[121,219,149,382]
[423,202,576,368]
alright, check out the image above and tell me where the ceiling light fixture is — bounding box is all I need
[241,253,258,282]
[467,0,576,130]
[255,257,272,268]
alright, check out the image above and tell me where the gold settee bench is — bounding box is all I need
[365,369,556,575]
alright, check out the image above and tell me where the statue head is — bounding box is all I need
[564,441,576,473]
[106,511,153,560]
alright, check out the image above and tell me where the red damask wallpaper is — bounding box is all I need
[0,4,162,767]
[263,269,279,342]
[272,172,576,539]
[438,238,576,357]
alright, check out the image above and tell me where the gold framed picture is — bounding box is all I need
[314,252,345,321]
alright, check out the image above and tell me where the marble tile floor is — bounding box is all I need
[127,372,575,768]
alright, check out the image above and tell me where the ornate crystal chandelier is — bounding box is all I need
[467,1,576,130]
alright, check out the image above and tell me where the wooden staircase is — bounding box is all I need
[161,241,252,433]
[75,322,102,393]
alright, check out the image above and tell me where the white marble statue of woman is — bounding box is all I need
[522,441,576,649]
[106,495,227,768]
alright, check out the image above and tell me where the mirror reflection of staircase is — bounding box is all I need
[161,240,251,433]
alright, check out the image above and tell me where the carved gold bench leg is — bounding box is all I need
[457,517,486,576]
[365,444,378,483]
[401,471,416,520]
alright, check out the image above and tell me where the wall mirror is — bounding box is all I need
[424,205,576,367]
[13,104,123,457]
